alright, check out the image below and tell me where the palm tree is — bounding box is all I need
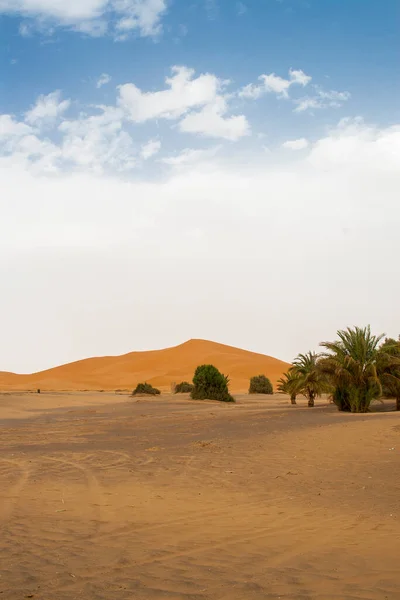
[319,326,384,413]
[377,338,400,411]
[277,369,298,405]
[291,352,326,407]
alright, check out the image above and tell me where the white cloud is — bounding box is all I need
[289,69,312,87]
[140,139,161,159]
[119,65,248,140]
[96,73,112,88]
[0,115,61,174]
[71,18,108,36]
[295,87,351,113]
[0,122,61,174]
[282,138,309,150]
[9,135,61,173]
[179,96,250,140]
[25,90,71,126]
[0,102,135,173]
[238,83,263,100]
[114,0,166,36]
[118,66,221,122]
[239,69,350,115]
[58,106,135,172]
[239,68,311,100]
[0,0,167,38]
[307,119,400,171]
[1,120,399,373]
[262,69,311,97]
[261,73,292,96]
[0,0,107,21]
[0,64,254,176]
[0,115,34,138]
[161,145,220,166]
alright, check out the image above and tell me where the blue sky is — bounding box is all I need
[0,0,399,371]
[2,0,399,143]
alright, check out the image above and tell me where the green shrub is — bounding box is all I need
[191,364,235,403]
[174,381,194,393]
[249,375,273,394]
[132,382,161,396]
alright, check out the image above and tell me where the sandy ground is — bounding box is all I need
[1,392,400,600]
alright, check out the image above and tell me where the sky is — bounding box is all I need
[1,0,399,373]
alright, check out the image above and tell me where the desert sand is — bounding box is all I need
[1,390,400,599]
[0,339,289,392]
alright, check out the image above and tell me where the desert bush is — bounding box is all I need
[249,375,273,395]
[174,381,194,393]
[191,364,235,403]
[132,382,161,396]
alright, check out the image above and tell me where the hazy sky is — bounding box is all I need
[1,0,399,373]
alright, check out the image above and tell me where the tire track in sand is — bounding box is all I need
[134,509,356,571]
[0,458,31,525]
[43,456,109,535]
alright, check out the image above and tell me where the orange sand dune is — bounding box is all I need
[0,339,289,393]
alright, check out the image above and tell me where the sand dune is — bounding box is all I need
[0,339,289,392]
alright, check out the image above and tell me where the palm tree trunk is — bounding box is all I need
[308,394,315,407]
[291,394,296,405]
[396,397,400,411]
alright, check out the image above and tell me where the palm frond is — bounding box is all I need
[319,325,385,412]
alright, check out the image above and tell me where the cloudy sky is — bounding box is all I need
[1,0,399,373]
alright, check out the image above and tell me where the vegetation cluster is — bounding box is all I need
[132,382,161,396]
[277,326,400,413]
[131,326,400,413]
[174,381,194,393]
[249,375,273,394]
[191,364,235,403]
